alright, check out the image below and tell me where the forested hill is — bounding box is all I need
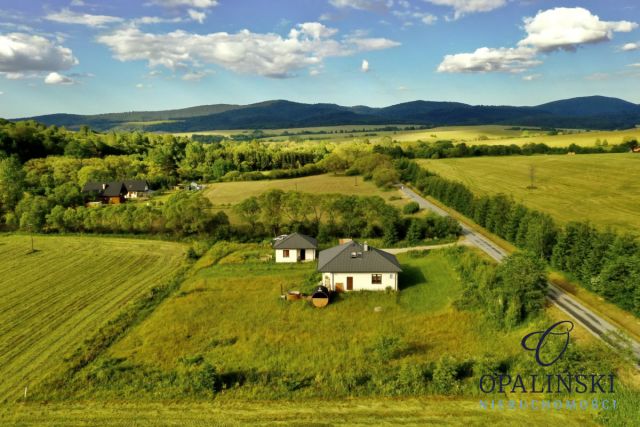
[12,96,640,132]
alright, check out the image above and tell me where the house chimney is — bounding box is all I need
[102,183,107,190]
[364,242,369,251]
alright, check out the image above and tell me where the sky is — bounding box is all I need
[1,0,640,117]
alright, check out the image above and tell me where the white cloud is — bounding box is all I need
[438,7,638,74]
[519,7,637,52]
[393,9,438,25]
[187,9,207,23]
[182,70,210,81]
[437,46,540,73]
[46,9,124,27]
[3,72,32,80]
[361,59,370,72]
[621,42,639,51]
[348,37,400,50]
[421,14,438,25]
[0,33,78,75]
[146,69,163,77]
[522,73,541,81]
[425,0,507,19]
[150,0,218,9]
[627,63,640,67]
[97,22,399,78]
[133,16,184,25]
[44,72,76,85]
[70,0,85,5]
[329,0,391,11]
[0,91,3,95]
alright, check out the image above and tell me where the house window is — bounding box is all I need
[283,250,290,258]
[372,274,382,284]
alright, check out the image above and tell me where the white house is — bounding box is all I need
[123,180,150,199]
[273,233,318,263]
[317,241,402,292]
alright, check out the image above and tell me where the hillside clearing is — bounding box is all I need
[418,153,640,233]
[0,235,186,403]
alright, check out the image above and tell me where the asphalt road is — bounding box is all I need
[399,185,640,364]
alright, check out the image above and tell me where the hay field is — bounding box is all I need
[0,235,186,402]
[418,153,640,233]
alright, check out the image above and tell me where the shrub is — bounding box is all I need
[402,201,420,214]
[432,356,459,394]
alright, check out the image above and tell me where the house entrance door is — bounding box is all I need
[347,276,353,291]
[299,249,306,261]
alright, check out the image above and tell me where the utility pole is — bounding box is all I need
[528,165,536,189]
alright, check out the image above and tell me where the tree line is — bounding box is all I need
[374,138,639,160]
[10,191,230,238]
[233,190,460,245]
[396,159,640,316]
[0,120,329,185]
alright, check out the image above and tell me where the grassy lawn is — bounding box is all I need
[418,153,640,233]
[0,235,186,403]
[0,398,600,426]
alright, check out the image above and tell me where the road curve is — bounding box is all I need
[398,185,640,364]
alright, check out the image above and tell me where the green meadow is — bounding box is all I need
[178,124,640,148]
[0,235,186,403]
[203,173,402,205]
[418,153,640,234]
[102,244,504,395]
[203,173,410,223]
[1,239,634,425]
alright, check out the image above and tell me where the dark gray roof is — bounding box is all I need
[317,241,402,273]
[82,182,104,193]
[123,180,149,192]
[273,233,318,249]
[102,182,127,197]
[82,180,149,196]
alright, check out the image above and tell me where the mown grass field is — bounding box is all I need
[0,235,186,403]
[418,153,640,233]
[0,398,599,426]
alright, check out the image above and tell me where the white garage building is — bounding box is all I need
[273,233,318,263]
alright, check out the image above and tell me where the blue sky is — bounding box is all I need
[1,0,639,117]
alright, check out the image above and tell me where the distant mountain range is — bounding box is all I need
[12,96,640,132]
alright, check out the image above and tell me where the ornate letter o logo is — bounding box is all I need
[521,320,574,367]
